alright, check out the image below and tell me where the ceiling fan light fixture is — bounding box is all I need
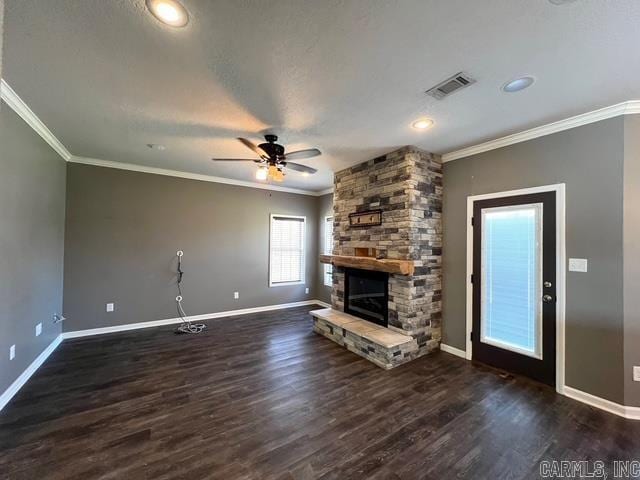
[213,135,320,184]
[274,169,285,182]
[146,0,189,27]
[255,166,268,181]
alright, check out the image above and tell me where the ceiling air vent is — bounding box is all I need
[426,72,476,100]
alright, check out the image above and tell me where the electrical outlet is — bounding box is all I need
[35,323,42,336]
[234,292,239,300]
[634,366,640,382]
[9,345,15,361]
[305,287,309,294]
[568,258,588,272]
[106,302,115,312]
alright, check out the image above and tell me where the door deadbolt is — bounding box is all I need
[544,281,553,288]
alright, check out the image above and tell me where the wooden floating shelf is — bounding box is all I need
[319,254,414,276]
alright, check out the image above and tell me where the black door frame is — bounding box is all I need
[465,185,566,392]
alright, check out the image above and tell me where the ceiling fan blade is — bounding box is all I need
[212,158,262,162]
[285,162,318,174]
[237,137,269,159]
[284,148,321,160]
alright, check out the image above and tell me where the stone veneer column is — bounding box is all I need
[331,146,442,361]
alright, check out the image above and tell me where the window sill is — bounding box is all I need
[269,281,305,288]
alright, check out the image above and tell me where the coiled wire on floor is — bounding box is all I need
[174,251,206,334]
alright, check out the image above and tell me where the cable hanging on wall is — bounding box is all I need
[174,250,206,334]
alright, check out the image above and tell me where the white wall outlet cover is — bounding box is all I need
[234,292,239,299]
[305,287,309,294]
[35,323,42,336]
[634,366,640,382]
[106,303,115,312]
[9,345,15,360]
[568,258,588,272]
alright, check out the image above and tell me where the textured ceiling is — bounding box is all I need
[4,0,640,191]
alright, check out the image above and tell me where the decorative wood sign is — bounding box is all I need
[349,209,382,228]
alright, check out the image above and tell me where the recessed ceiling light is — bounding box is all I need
[146,0,189,28]
[502,76,535,93]
[147,143,166,151]
[411,118,434,130]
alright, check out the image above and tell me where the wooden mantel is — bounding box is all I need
[319,254,414,276]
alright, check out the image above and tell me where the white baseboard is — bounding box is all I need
[0,335,63,412]
[563,385,640,420]
[62,299,329,339]
[5,312,639,423]
[1,300,327,412]
[437,343,640,421]
[312,300,331,308]
[440,343,467,359]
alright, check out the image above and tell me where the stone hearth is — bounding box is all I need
[311,308,418,369]
[314,146,442,368]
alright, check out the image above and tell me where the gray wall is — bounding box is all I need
[0,102,66,395]
[63,163,322,332]
[314,193,333,304]
[1,0,4,83]
[624,114,640,407]
[443,117,625,404]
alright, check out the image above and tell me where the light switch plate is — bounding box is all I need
[634,366,640,382]
[234,292,239,299]
[568,258,588,272]
[9,345,15,360]
[35,323,42,336]
[106,302,115,312]
[305,287,309,294]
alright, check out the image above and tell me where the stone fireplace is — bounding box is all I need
[312,146,442,369]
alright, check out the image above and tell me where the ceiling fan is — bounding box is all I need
[212,135,321,182]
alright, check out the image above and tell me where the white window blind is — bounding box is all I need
[480,204,543,359]
[270,215,306,286]
[324,216,334,286]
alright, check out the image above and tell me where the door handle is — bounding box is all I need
[542,294,554,303]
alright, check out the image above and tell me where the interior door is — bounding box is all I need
[472,192,556,386]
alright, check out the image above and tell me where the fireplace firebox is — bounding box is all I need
[344,268,388,327]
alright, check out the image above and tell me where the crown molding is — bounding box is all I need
[442,100,640,162]
[317,187,334,196]
[0,79,72,161]
[0,78,332,196]
[8,73,637,187]
[69,156,330,196]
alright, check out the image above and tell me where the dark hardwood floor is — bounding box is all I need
[1,305,638,479]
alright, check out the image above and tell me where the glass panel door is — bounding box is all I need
[480,203,543,359]
[472,191,556,387]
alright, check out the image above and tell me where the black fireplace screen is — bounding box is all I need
[344,268,389,327]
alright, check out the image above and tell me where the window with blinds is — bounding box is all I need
[269,215,306,286]
[324,216,334,286]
